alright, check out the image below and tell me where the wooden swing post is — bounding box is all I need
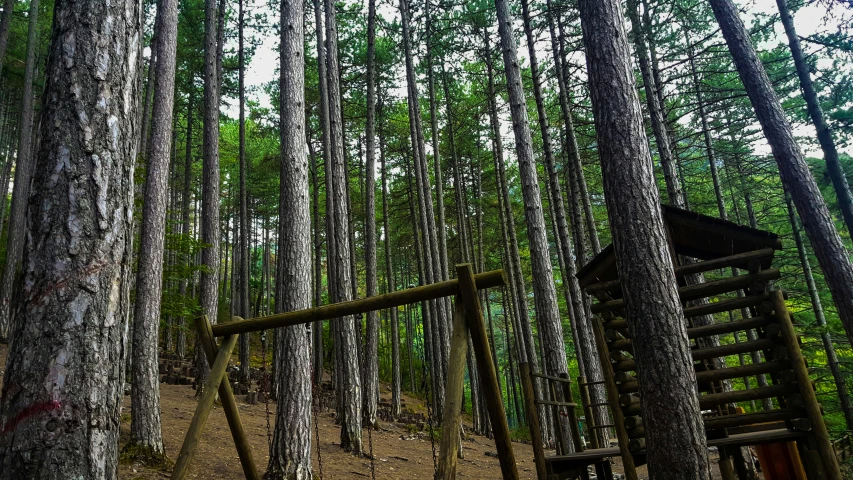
[171,331,241,480]
[172,266,511,479]
[457,263,520,480]
[436,298,470,480]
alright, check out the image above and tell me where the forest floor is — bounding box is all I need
[1,343,754,479]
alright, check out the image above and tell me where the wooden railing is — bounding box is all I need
[834,433,852,462]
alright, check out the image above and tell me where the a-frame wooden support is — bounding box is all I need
[170,265,518,480]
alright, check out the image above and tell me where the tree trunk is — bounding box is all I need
[324,0,362,451]
[237,0,251,388]
[0,0,14,78]
[578,0,710,475]
[0,0,40,340]
[493,0,575,450]
[521,0,608,446]
[626,0,685,209]
[196,0,222,388]
[775,0,853,244]
[0,0,141,475]
[380,132,401,419]
[308,135,324,385]
[708,0,853,350]
[177,83,195,361]
[265,1,313,475]
[362,0,379,430]
[554,13,601,256]
[399,0,445,418]
[785,192,853,429]
[129,0,179,461]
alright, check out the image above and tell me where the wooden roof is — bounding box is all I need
[576,205,782,290]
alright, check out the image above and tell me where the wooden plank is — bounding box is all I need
[591,318,637,480]
[695,360,790,384]
[197,316,260,480]
[535,400,579,407]
[772,290,842,480]
[698,383,797,410]
[612,341,779,372]
[211,269,507,337]
[457,264,519,480]
[687,315,775,339]
[703,409,798,430]
[692,338,775,361]
[520,363,548,480]
[705,428,803,448]
[586,249,776,295]
[530,371,573,384]
[437,299,470,480]
[591,270,780,314]
[171,333,239,480]
[683,293,771,318]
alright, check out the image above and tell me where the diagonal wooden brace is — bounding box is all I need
[171,329,240,480]
[195,316,260,480]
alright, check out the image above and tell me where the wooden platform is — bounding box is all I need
[545,429,804,478]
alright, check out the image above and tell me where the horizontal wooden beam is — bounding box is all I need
[586,248,776,295]
[535,400,579,408]
[530,371,573,384]
[698,383,797,410]
[703,409,799,430]
[592,270,780,314]
[211,269,507,337]
[692,338,775,361]
[687,315,775,339]
[611,339,777,370]
[617,361,791,395]
[695,360,790,384]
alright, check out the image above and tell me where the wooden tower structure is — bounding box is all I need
[532,206,842,480]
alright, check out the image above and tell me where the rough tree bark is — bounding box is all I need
[325,0,362,451]
[492,0,575,449]
[785,192,853,429]
[177,83,195,360]
[380,133,401,419]
[0,0,141,475]
[237,0,251,388]
[708,0,853,350]
[362,0,379,430]
[0,0,15,79]
[196,0,222,388]
[0,0,40,340]
[128,0,179,461]
[775,0,853,244]
[626,0,684,208]
[399,0,445,417]
[521,0,609,446]
[265,0,313,476]
[578,0,710,475]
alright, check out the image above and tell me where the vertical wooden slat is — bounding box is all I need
[457,263,519,480]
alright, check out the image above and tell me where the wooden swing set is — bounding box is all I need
[169,263,522,480]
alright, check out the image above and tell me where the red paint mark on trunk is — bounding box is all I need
[1,400,62,433]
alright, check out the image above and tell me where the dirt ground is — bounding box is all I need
[0,342,742,480]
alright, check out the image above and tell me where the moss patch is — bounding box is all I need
[120,442,174,471]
